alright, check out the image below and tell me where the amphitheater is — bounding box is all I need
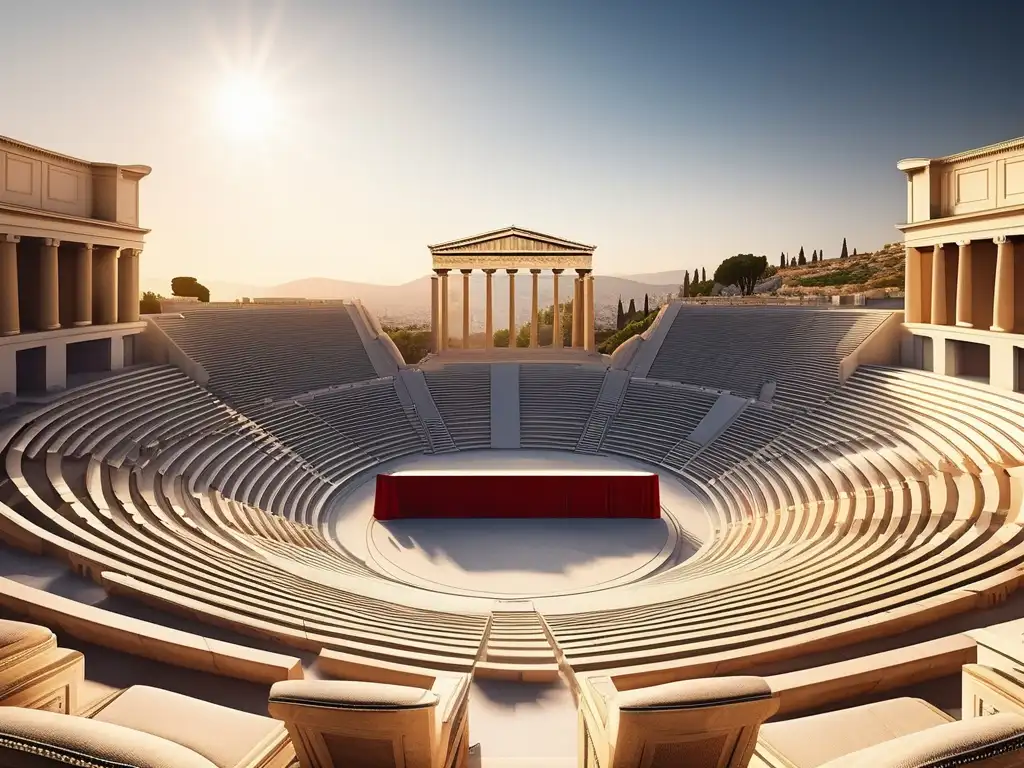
[3,133,1024,767]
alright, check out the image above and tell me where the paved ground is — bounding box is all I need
[328,449,707,598]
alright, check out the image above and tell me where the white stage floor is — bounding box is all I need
[326,450,709,600]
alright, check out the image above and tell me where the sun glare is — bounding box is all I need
[215,73,275,139]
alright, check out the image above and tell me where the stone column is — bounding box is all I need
[530,269,540,348]
[118,249,141,323]
[904,246,922,323]
[992,236,1015,333]
[461,269,472,349]
[0,234,20,336]
[94,246,118,325]
[440,270,450,351]
[930,243,947,326]
[39,238,60,330]
[582,271,594,352]
[430,273,440,352]
[956,240,973,328]
[74,243,94,326]
[507,269,517,348]
[587,273,596,351]
[572,275,583,347]
[551,269,563,348]
[483,269,495,348]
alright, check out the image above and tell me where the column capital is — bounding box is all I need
[0,233,20,244]
[42,238,60,247]
[482,268,497,275]
[956,239,972,247]
[119,247,141,258]
[435,268,450,276]
[994,235,1009,245]
[460,268,473,275]
[576,268,592,276]
[430,273,439,281]
[530,268,542,275]
[78,242,94,252]
[551,268,564,275]
[933,242,944,251]
[505,268,518,275]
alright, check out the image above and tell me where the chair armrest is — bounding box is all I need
[819,713,1024,768]
[0,706,217,768]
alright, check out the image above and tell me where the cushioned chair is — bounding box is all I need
[753,697,955,767]
[0,705,219,767]
[0,619,84,714]
[817,712,1024,767]
[577,675,780,768]
[268,677,470,768]
[90,685,295,768]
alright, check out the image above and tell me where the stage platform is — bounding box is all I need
[373,470,661,520]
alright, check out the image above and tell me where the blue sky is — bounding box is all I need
[2,0,1022,287]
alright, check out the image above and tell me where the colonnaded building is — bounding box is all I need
[2,133,1024,768]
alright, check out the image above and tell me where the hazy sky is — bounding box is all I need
[3,0,1023,288]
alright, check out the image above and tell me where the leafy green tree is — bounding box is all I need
[386,328,432,364]
[714,253,768,296]
[515,322,531,348]
[139,291,163,314]
[492,328,510,347]
[840,237,849,260]
[171,276,210,303]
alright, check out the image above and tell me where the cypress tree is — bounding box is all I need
[682,271,690,298]
[811,249,817,262]
[643,293,649,315]
[627,298,636,322]
[840,237,849,260]
[798,247,806,266]
[701,267,707,283]
[616,297,625,330]
[780,252,786,268]
[790,256,797,267]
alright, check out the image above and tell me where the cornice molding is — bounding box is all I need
[935,136,1024,165]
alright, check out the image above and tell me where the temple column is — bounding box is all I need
[507,269,517,348]
[94,246,118,325]
[0,234,20,336]
[904,246,923,323]
[461,269,472,348]
[483,269,495,348]
[551,269,563,348]
[74,243,93,326]
[992,236,1015,333]
[530,269,540,348]
[956,240,973,328]
[582,271,594,352]
[587,273,596,351]
[40,238,60,330]
[118,248,140,323]
[575,275,585,347]
[930,243,947,326]
[430,273,440,352]
[440,270,449,351]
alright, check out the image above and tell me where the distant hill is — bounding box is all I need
[773,243,905,295]
[142,273,679,329]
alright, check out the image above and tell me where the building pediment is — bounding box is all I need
[429,226,595,270]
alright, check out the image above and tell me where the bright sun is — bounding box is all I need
[215,74,275,139]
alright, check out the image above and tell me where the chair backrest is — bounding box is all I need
[818,712,1024,767]
[268,679,439,768]
[581,675,780,768]
[0,705,217,768]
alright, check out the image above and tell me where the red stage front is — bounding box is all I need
[373,471,660,520]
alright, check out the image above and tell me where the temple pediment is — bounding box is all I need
[429,226,594,270]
